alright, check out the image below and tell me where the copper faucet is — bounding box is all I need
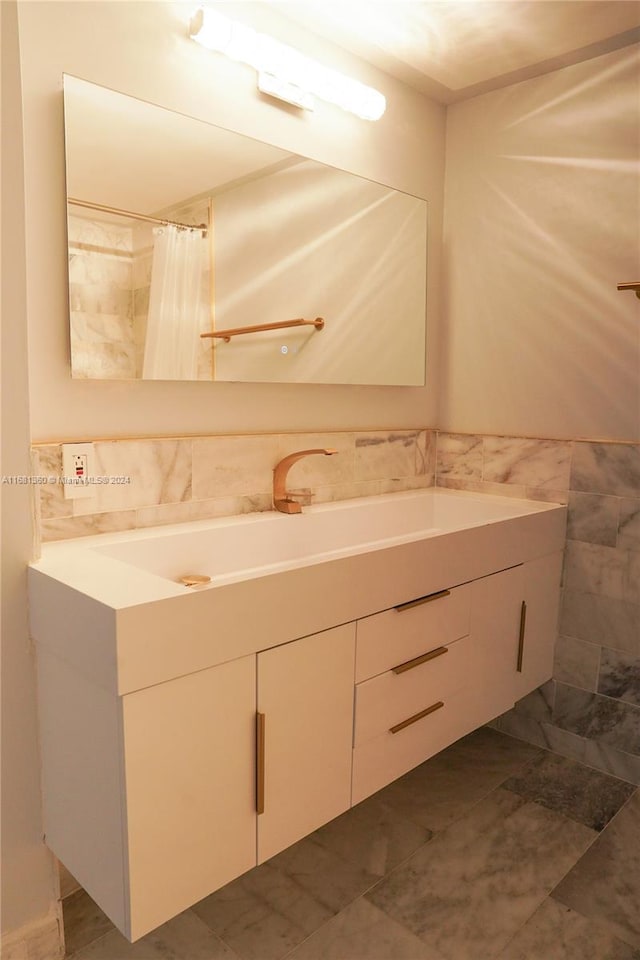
[273,448,337,514]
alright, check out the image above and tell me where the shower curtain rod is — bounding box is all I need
[68,197,208,236]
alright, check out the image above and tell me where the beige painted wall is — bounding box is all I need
[1,0,60,940]
[17,0,446,442]
[442,44,640,442]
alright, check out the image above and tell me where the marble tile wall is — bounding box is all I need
[68,216,137,380]
[435,433,640,784]
[33,429,435,544]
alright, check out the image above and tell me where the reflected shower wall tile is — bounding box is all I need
[193,435,279,500]
[570,442,640,497]
[134,285,150,316]
[41,510,138,542]
[71,311,134,344]
[354,431,424,481]
[553,635,600,691]
[276,433,355,486]
[435,433,482,481]
[67,216,133,251]
[564,540,640,603]
[68,282,132,318]
[619,499,640,551]
[73,439,192,516]
[598,649,640,707]
[553,682,640,756]
[560,589,640,655]
[68,250,132,287]
[567,492,619,546]
[71,340,137,379]
[483,437,572,490]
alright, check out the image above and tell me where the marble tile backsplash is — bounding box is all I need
[436,433,640,783]
[33,429,435,543]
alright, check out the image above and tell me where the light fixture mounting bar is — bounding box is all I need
[189,8,386,121]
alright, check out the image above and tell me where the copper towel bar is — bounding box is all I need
[201,318,325,342]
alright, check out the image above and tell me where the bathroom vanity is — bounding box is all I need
[29,489,565,941]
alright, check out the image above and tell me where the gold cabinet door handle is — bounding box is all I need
[256,712,265,815]
[389,700,444,734]
[392,646,449,675]
[517,601,527,673]
[394,589,451,612]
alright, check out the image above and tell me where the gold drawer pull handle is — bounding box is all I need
[256,712,266,815]
[395,589,450,612]
[517,601,527,673]
[392,646,449,674]
[389,700,444,734]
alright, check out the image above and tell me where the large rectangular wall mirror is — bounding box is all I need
[63,75,428,385]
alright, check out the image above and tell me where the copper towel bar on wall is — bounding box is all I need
[617,282,640,299]
[201,317,325,342]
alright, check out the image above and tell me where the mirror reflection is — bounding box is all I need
[64,75,428,385]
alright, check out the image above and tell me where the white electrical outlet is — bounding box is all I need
[61,443,95,500]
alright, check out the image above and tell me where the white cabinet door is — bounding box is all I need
[515,551,563,700]
[122,655,257,941]
[469,564,525,724]
[257,623,356,864]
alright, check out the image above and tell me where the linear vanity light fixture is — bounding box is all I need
[188,8,386,121]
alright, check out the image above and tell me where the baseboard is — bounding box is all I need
[1,910,64,960]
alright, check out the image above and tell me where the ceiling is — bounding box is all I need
[268,1,640,103]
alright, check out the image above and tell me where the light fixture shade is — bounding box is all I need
[189,8,386,121]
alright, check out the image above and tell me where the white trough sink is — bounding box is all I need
[29,488,566,694]
[50,488,560,587]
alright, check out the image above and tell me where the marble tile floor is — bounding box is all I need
[63,728,640,960]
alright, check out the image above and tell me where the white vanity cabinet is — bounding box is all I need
[122,656,257,940]
[38,626,357,942]
[37,651,258,942]
[30,489,567,942]
[352,583,475,802]
[351,552,564,804]
[516,551,564,699]
[257,624,356,863]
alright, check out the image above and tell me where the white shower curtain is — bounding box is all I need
[142,224,208,379]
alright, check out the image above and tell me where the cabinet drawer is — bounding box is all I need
[354,634,468,747]
[355,582,471,682]
[352,685,476,805]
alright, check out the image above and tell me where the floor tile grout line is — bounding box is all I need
[275,749,551,960]
[277,775,639,960]
[65,926,114,960]
[541,786,640,926]
[493,725,640,788]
